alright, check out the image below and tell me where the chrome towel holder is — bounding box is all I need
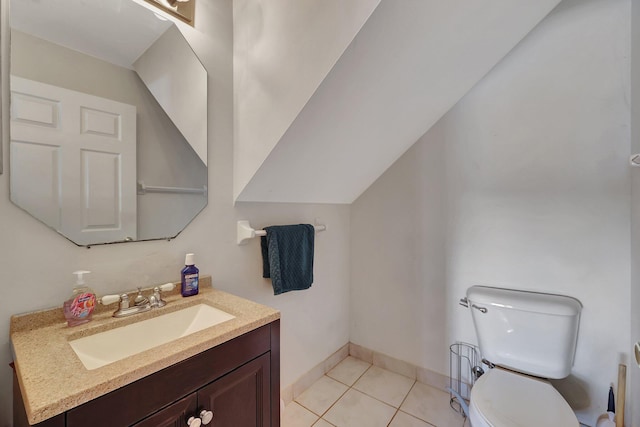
[137,180,207,196]
[236,220,326,245]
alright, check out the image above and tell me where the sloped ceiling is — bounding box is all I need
[234,0,562,204]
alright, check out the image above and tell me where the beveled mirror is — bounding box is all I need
[8,0,207,246]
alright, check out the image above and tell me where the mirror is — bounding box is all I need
[8,0,207,246]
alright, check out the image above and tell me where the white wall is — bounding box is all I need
[0,1,351,425]
[350,129,448,373]
[235,0,564,205]
[631,0,640,425]
[351,0,630,425]
[232,0,381,200]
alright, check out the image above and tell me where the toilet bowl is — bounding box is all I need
[469,368,578,427]
[465,285,582,427]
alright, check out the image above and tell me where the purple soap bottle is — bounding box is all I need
[181,253,199,297]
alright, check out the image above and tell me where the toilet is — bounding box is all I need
[466,286,582,427]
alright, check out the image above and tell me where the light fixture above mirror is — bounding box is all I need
[143,0,195,26]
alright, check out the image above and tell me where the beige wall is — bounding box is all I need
[0,1,351,425]
[351,0,631,424]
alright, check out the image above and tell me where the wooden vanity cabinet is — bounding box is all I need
[15,320,280,427]
[132,353,270,427]
[131,394,197,427]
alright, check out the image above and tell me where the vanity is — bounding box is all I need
[11,278,280,426]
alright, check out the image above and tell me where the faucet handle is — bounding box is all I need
[150,283,174,308]
[100,294,121,305]
[159,283,175,292]
[119,293,130,309]
[100,293,130,310]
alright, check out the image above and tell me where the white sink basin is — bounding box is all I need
[69,304,235,370]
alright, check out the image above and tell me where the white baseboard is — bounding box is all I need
[281,341,450,405]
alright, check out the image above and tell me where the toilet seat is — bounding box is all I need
[469,368,578,427]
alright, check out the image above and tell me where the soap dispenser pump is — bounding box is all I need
[63,270,97,326]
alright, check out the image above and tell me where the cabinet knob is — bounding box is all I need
[200,409,214,425]
[187,416,202,427]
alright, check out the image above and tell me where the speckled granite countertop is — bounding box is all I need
[10,277,280,425]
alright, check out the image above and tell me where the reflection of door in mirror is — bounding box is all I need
[11,77,137,245]
[9,0,208,246]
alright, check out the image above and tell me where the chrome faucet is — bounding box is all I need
[149,283,175,308]
[133,288,149,306]
[104,293,151,318]
[100,283,175,318]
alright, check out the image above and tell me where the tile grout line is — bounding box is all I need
[292,360,449,427]
[349,366,419,422]
[386,378,416,427]
[386,408,401,427]
[293,370,362,424]
[328,361,373,389]
[392,380,439,427]
[325,363,418,427]
[315,363,375,424]
[312,416,336,427]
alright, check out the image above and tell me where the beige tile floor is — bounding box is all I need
[282,356,469,427]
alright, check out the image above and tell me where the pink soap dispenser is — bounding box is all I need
[63,270,97,326]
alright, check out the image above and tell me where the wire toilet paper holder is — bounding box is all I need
[448,342,483,418]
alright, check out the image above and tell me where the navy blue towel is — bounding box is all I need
[261,224,314,295]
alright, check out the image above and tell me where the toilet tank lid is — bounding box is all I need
[467,286,582,316]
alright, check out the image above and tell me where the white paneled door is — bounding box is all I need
[10,76,137,245]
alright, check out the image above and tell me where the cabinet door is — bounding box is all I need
[132,393,197,427]
[197,353,271,427]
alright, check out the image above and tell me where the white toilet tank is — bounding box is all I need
[466,286,582,379]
